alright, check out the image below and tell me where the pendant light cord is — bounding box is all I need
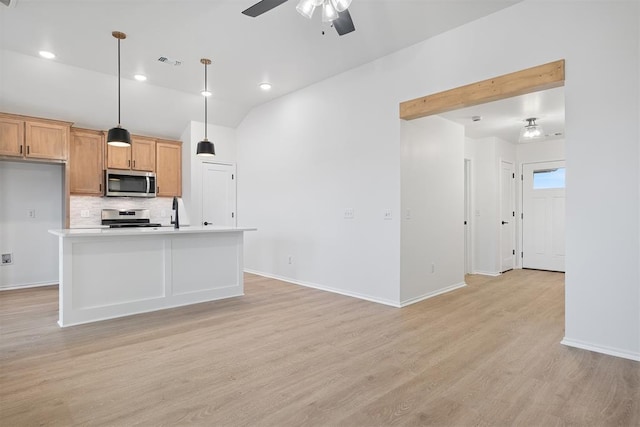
[204,62,208,140]
[117,37,121,126]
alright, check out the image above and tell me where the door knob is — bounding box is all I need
[502,221,509,225]
[204,221,211,226]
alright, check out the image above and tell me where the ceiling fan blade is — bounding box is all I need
[242,0,288,17]
[333,9,355,36]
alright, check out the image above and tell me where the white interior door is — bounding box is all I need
[522,161,565,272]
[500,160,516,272]
[464,159,472,274]
[201,163,236,227]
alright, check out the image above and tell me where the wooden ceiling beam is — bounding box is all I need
[399,59,565,120]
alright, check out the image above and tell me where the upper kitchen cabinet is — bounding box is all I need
[156,139,182,197]
[106,135,156,171]
[0,113,71,161]
[69,128,104,195]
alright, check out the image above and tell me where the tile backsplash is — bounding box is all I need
[70,196,175,228]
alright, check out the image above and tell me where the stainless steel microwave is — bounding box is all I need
[105,169,156,198]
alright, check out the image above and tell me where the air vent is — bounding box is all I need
[157,57,182,66]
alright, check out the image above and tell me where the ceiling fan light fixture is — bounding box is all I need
[296,0,316,19]
[322,0,339,22]
[107,31,131,147]
[331,0,352,12]
[196,58,216,157]
[519,117,545,142]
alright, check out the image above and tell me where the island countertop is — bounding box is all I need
[49,226,257,238]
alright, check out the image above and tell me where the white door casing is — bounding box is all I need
[500,160,516,273]
[201,162,236,227]
[522,161,566,272]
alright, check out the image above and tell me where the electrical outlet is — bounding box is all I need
[344,208,354,219]
[288,256,293,265]
[405,209,411,220]
[383,209,392,220]
[28,209,36,219]
[80,210,91,218]
[431,263,435,273]
[1,253,12,265]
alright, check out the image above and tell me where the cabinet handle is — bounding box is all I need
[99,183,102,192]
[128,160,131,168]
[133,160,136,168]
[27,146,30,155]
[20,145,23,154]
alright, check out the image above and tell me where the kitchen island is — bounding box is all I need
[49,226,256,327]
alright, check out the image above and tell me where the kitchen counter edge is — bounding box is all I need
[49,226,257,238]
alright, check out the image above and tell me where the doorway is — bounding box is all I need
[522,161,566,272]
[201,162,236,227]
[500,160,516,272]
[464,158,472,274]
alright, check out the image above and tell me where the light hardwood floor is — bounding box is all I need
[1,270,638,426]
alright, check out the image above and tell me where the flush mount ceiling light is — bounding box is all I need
[134,74,147,82]
[519,117,545,142]
[259,82,272,91]
[38,50,55,59]
[106,31,131,147]
[196,58,215,157]
[296,0,351,22]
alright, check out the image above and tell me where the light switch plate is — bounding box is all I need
[344,208,354,219]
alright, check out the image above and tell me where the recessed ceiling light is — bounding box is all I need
[259,82,272,91]
[134,74,147,82]
[201,90,212,97]
[39,51,55,59]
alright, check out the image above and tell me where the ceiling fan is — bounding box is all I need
[242,0,356,36]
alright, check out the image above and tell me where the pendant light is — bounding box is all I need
[106,31,132,147]
[196,58,215,157]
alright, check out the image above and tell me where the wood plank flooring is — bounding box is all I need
[1,270,638,426]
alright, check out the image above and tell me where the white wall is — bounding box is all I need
[238,1,639,359]
[464,136,516,275]
[182,121,237,228]
[400,116,465,304]
[0,161,63,289]
[237,69,402,306]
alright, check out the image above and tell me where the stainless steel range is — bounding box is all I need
[101,209,162,228]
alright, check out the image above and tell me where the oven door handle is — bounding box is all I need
[146,176,150,194]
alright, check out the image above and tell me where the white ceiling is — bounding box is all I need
[0,0,523,129]
[439,86,565,143]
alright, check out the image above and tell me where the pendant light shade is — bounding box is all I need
[107,31,131,147]
[519,117,545,142]
[196,58,215,157]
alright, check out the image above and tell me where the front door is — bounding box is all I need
[500,160,515,272]
[201,162,236,227]
[522,161,566,272]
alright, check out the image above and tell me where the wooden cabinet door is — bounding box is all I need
[131,137,156,171]
[156,140,182,197]
[106,143,131,169]
[25,120,69,160]
[0,117,25,157]
[70,129,104,195]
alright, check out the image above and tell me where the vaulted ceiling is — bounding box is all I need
[1,0,523,131]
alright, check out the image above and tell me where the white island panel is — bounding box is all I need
[52,227,255,327]
[172,233,240,296]
[71,238,166,309]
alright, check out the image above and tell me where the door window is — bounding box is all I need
[533,167,565,190]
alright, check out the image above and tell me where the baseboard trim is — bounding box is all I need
[472,270,501,277]
[0,282,58,291]
[561,337,640,362]
[244,269,401,308]
[400,282,467,307]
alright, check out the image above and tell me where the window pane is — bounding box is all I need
[533,167,565,189]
